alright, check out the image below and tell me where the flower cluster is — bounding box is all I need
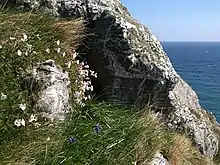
[16,33,38,57]
[13,101,39,127]
[72,53,98,106]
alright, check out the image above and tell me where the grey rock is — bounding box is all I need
[25,60,71,121]
[11,0,219,157]
[148,152,169,165]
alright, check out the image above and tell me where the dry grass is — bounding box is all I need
[167,134,213,165]
[133,109,215,165]
[134,110,171,164]
[54,19,87,53]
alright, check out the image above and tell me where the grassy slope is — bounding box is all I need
[0,9,217,165]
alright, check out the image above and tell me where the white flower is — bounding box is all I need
[25,51,28,56]
[72,52,77,59]
[29,114,37,123]
[10,37,16,40]
[1,93,7,100]
[45,48,50,53]
[19,103,26,111]
[90,85,94,91]
[84,65,89,69]
[14,118,25,127]
[57,48,61,54]
[21,33,28,41]
[14,119,22,127]
[62,52,66,57]
[67,61,72,69]
[91,71,98,78]
[17,50,22,56]
[56,40,60,46]
[0,45,2,49]
[21,118,25,126]
[47,137,51,141]
[33,51,37,54]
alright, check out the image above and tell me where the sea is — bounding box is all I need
[162,42,220,122]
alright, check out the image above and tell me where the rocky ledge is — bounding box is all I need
[10,0,219,158]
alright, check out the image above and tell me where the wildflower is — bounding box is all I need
[10,37,16,40]
[94,124,102,133]
[62,52,66,57]
[90,71,98,78]
[21,33,28,41]
[56,40,60,46]
[47,137,51,141]
[14,118,25,127]
[33,51,37,54]
[26,43,33,51]
[14,119,22,127]
[90,85,94,92]
[17,50,22,56]
[76,60,80,65]
[25,51,28,56]
[19,103,26,111]
[1,93,7,100]
[67,61,72,69]
[29,114,37,123]
[21,118,25,126]
[57,48,61,54]
[0,45,2,49]
[45,48,50,53]
[68,137,77,143]
[72,51,77,59]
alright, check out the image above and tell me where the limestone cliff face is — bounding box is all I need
[11,0,219,157]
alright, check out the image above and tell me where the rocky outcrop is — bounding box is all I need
[25,60,71,121]
[10,0,219,157]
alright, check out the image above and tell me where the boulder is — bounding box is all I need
[9,0,219,157]
[25,60,71,121]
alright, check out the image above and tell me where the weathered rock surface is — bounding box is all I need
[25,60,71,121]
[10,0,219,157]
[148,152,169,165]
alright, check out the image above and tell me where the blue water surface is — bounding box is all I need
[162,42,220,122]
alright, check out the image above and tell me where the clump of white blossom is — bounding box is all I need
[1,92,7,100]
[72,53,97,106]
[2,31,97,128]
[14,118,26,127]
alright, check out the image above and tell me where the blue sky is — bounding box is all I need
[121,0,220,41]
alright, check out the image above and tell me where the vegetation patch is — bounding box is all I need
[0,9,215,165]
